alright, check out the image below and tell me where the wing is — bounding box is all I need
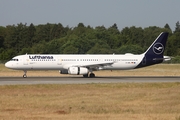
[74,61,115,70]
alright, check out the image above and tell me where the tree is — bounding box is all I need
[0,26,6,48]
[87,42,111,54]
[35,23,52,42]
[164,23,171,32]
[27,23,36,46]
[3,25,16,49]
[14,23,29,53]
[63,45,78,54]
[72,23,87,37]
[0,48,16,61]
[121,26,144,48]
[116,44,143,54]
[94,26,108,40]
[43,39,65,54]
[107,23,121,49]
[51,23,66,39]
[174,21,180,33]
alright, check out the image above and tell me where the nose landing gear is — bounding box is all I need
[23,70,27,78]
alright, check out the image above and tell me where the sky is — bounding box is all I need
[0,0,180,30]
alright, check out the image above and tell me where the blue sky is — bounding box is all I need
[0,0,180,30]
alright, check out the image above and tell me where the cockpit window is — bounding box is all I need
[10,59,19,61]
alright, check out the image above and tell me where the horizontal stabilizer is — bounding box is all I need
[153,56,171,61]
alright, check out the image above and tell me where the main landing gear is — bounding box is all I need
[23,70,27,78]
[83,73,95,78]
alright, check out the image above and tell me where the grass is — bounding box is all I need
[0,64,180,119]
[1,64,180,77]
[0,83,180,120]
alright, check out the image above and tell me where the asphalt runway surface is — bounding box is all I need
[0,76,180,85]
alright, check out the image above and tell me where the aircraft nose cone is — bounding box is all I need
[5,61,11,68]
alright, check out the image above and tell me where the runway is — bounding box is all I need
[0,76,180,85]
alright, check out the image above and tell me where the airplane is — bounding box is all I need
[5,32,170,78]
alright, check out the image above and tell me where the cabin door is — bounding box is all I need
[23,55,28,65]
[57,57,62,65]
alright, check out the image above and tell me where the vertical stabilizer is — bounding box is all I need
[144,32,168,57]
[136,32,169,68]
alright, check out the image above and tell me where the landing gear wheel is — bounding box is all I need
[23,74,27,78]
[83,74,89,78]
[23,70,27,78]
[89,73,95,78]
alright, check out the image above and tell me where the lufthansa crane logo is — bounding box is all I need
[153,43,164,54]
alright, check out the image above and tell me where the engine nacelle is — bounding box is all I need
[68,67,89,75]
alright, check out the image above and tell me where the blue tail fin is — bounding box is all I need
[136,32,169,68]
[144,32,168,57]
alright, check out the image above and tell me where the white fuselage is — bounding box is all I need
[5,54,144,71]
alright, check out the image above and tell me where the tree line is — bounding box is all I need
[0,21,180,63]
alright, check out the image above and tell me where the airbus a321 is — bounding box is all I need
[5,32,170,78]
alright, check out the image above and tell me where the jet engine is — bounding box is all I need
[60,67,89,75]
[68,67,89,75]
